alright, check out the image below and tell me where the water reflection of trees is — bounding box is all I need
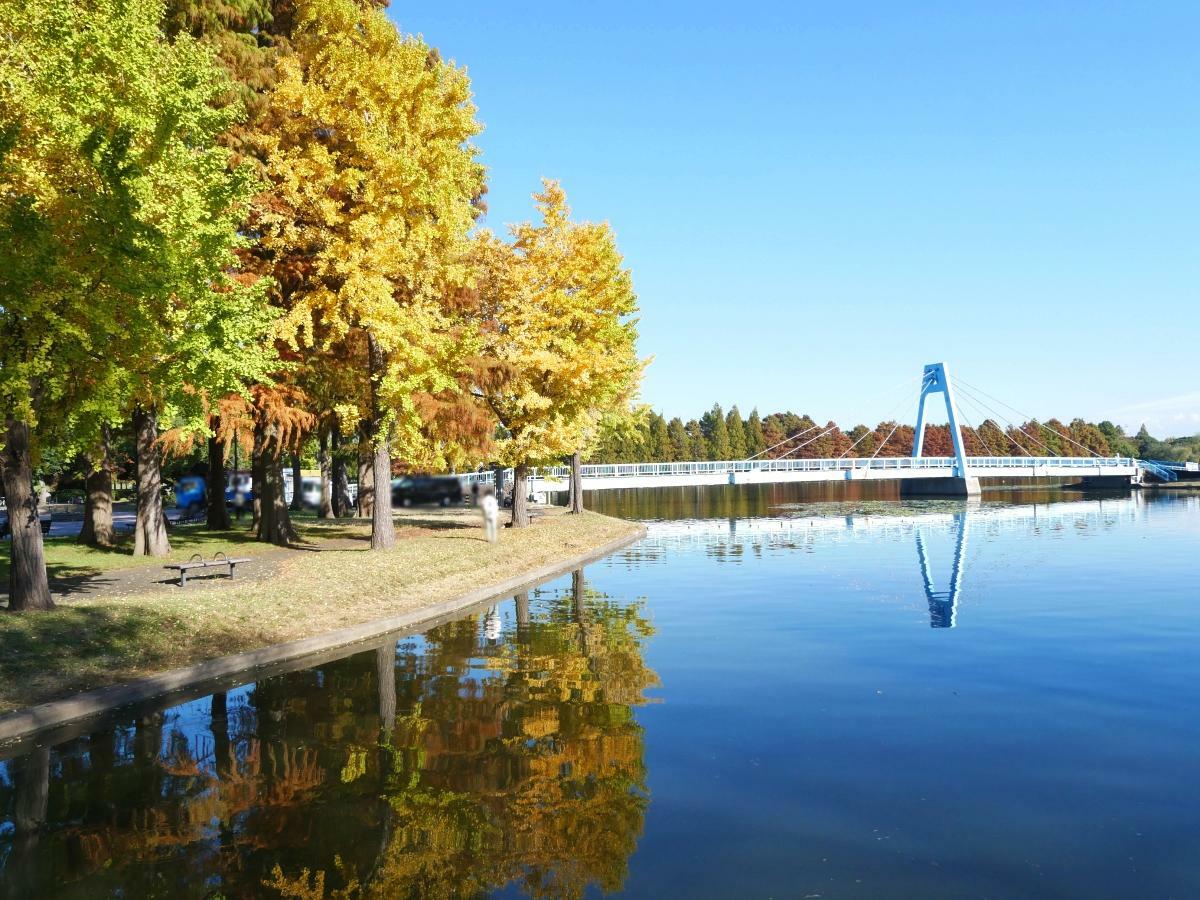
[588,481,912,521]
[590,483,1099,525]
[0,571,658,899]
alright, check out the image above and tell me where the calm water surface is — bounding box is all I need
[2,487,1198,898]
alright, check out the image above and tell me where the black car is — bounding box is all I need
[0,511,52,538]
[392,475,464,507]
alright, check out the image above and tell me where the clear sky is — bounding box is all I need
[391,2,1198,437]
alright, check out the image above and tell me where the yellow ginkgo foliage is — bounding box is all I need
[258,0,485,548]
[475,182,644,527]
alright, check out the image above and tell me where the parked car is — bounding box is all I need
[299,476,322,509]
[392,475,464,507]
[226,472,253,512]
[0,511,52,538]
[175,475,206,514]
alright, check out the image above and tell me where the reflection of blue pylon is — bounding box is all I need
[913,362,971,478]
[915,512,969,628]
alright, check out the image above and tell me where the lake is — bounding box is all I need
[2,486,1198,898]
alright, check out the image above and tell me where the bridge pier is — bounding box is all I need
[901,476,981,498]
[1078,475,1133,490]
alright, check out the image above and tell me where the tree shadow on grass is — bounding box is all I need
[388,515,474,531]
[0,562,117,602]
[0,603,243,711]
[45,564,118,598]
[294,522,372,541]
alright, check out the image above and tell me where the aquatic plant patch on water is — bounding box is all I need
[770,498,1006,517]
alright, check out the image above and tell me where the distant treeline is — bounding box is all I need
[588,405,1198,463]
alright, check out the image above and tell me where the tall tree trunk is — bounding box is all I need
[12,747,50,836]
[334,460,351,517]
[255,422,294,547]
[331,423,350,517]
[516,591,530,633]
[79,424,115,547]
[206,421,230,531]
[511,464,531,528]
[573,569,593,658]
[132,406,170,558]
[251,422,265,532]
[289,452,303,511]
[572,568,586,620]
[570,450,584,513]
[370,429,394,548]
[377,643,396,739]
[211,691,231,780]
[6,745,51,897]
[79,464,114,546]
[493,465,506,506]
[2,416,53,610]
[356,424,375,519]
[318,424,335,519]
[367,332,395,550]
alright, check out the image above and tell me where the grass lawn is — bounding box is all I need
[0,508,640,714]
[0,514,372,591]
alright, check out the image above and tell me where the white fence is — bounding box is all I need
[457,456,1139,492]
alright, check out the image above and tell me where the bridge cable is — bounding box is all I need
[953,382,1067,458]
[957,381,1111,460]
[833,372,930,459]
[838,388,921,459]
[746,423,821,461]
[954,383,1058,456]
[949,400,993,459]
[776,422,844,459]
[751,372,924,462]
[959,390,1049,458]
[868,415,908,460]
[956,377,1104,458]
[948,390,1006,455]
[952,389,1033,457]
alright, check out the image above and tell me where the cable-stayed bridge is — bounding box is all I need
[460,363,1189,497]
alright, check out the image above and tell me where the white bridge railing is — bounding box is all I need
[458,456,1137,487]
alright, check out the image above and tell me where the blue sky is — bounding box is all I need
[393,2,1198,437]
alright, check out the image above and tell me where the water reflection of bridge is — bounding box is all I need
[633,496,1143,543]
[916,517,967,628]
[626,496,1152,628]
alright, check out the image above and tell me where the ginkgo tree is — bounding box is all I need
[474,182,644,527]
[257,0,485,550]
[1,0,274,607]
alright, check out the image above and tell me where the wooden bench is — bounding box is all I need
[165,552,252,587]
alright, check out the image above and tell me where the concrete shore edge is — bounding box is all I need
[0,522,647,750]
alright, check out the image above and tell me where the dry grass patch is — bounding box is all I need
[0,509,639,713]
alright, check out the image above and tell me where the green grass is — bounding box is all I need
[0,509,640,714]
[0,528,263,587]
[0,516,404,589]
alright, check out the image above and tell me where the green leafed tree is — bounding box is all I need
[666,417,689,462]
[1098,421,1137,458]
[1,0,273,606]
[745,408,767,457]
[685,420,708,460]
[725,405,747,459]
[705,404,731,460]
[648,413,671,462]
[474,182,642,525]
[259,0,486,546]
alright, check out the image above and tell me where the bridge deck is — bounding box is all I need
[460,456,1139,492]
